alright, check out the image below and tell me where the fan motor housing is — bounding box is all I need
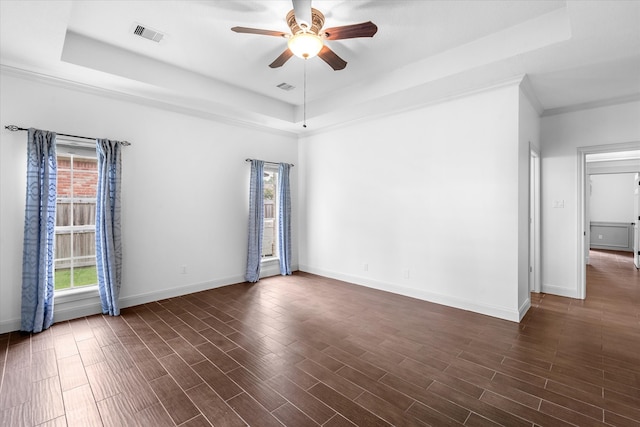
[286,8,325,35]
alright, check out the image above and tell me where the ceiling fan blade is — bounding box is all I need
[323,21,378,40]
[231,27,288,37]
[269,49,294,68]
[292,0,312,28]
[318,45,347,71]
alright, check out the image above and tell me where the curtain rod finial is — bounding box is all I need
[5,125,20,131]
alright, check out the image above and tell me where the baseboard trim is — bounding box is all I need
[118,275,246,310]
[54,299,103,324]
[519,297,531,321]
[299,265,521,322]
[0,319,22,335]
[0,275,248,335]
[260,262,282,279]
[541,283,580,299]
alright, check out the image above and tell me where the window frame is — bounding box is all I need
[261,165,280,263]
[54,141,99,294]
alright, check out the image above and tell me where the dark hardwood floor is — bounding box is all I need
[1,250,638,426]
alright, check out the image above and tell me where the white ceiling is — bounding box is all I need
[1,0,639,134]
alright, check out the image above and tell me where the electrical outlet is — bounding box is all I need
[403,269,410,279]
[363,263,368,272]
[181,265,187,274]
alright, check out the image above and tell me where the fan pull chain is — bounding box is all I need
[303,58,307,128]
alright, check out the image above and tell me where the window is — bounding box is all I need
[55,145,98,291]
[262,167,279,260]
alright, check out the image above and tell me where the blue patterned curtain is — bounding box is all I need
[278,163,292,275]
[21,128,57,333]
[245,160,264,282]
[95,139,122,316]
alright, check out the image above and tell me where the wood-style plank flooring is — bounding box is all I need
[1,249,638,426]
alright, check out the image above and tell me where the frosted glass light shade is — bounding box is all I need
[288,33,323,58]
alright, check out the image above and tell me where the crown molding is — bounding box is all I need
[542,93,640,117]
[9,62,636,139]
[300,74,527,138]
[0,64,299,138]
[519,75,544,116]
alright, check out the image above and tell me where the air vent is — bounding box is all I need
[277,82,295,91]
[132,24,164,43]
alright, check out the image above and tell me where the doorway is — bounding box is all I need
[577,142,640,299]
[529,146,541,293]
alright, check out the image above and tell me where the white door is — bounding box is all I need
[634,173,639,269]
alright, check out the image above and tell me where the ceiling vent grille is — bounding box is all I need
[132,24,164,43]
[277,82,295,91]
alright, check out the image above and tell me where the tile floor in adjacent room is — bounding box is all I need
[0,249,639,426]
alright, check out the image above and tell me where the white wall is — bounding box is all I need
[590,173,636,223]
[299,83,525,321]
[518,89,541,316]
[0,71,298,333]
[540,101,640,298]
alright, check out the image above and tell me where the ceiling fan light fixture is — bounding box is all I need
[288,32,323,59]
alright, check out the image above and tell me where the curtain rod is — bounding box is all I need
[245,158,294,167]
[4,125,132,146]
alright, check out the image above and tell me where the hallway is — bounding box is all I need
[587,249,639,305]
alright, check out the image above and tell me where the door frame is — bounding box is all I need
[529,144,541,293]
[577,141,640,299]
[634,172,640,269]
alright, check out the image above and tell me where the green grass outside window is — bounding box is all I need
[55,266,97,290]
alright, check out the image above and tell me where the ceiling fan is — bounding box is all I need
[231,0,378,70]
